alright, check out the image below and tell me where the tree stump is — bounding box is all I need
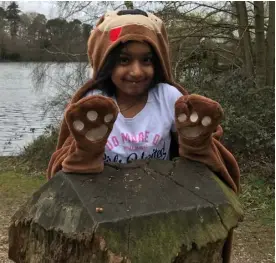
[9,158,243,263]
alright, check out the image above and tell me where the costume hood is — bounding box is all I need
[71,10,187,104]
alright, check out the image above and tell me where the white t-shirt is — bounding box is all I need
[86,83,183,163]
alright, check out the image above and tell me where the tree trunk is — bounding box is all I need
[254,1,266,89]
[266,1,275,86]
[235,1,254,78]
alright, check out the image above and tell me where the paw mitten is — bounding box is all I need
[175,94,239,193]
[61,95,118,174]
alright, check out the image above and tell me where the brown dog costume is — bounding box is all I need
[47,10,240,262]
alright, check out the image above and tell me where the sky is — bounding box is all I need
[1,1,57,18]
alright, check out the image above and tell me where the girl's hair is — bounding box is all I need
[94,41,165,96]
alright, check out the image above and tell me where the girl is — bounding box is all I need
[47,9,240,194]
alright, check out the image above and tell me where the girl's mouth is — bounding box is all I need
[125,80,146,85]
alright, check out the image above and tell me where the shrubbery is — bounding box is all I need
[20,125,58,172]
[183,69,275,163]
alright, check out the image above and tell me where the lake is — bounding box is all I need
[0,62,90,156]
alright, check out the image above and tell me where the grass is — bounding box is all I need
[0,171,46,200]
[240,173,275,226]
[0,156,46,202]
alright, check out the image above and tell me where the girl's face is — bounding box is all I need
[111,41,154,97]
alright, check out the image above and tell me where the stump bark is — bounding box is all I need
[9,158,243,263]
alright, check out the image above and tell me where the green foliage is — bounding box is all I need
[20,125,59,172]
[182,69,274,160]
[240,173,274,225]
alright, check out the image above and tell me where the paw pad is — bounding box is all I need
[190,112,198,123]
[85,124,108,141]
[177,111,214,138]
[87,111,98,121]
[104,113,113,123]
[201,116,212,127]
[67,95,119,147]
[73,110,116,142]
[178,113,187,123]
[73,120,84,131]
[175,95,222,139]
[177,111,212,127]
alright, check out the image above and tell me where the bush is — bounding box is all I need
[182,69,275,162]
[20,125,59,172]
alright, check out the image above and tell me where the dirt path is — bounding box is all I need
[0,203,19,263]
[232,213,274,263]
[0,172,274,263]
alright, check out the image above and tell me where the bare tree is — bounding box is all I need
[235,1,254,78]
[254,1,266,89]
[266,1,275,86]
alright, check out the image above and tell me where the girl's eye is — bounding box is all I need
[143,57,153,64]
[119,57,130,65]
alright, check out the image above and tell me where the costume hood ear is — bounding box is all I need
[95,15,105,27]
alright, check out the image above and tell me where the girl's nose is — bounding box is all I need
[129,61,143,78]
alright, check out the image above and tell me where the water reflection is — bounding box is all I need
[0,62,90,156]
